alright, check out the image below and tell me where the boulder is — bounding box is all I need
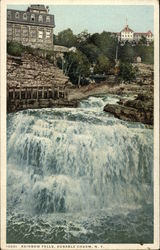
[104,93,153,125]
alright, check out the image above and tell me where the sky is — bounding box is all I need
[7,5,154,35]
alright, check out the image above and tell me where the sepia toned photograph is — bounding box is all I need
[0,0,159,249]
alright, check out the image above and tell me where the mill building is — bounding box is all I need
[7,5,55,50]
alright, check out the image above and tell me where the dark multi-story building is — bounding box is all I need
[7,5,55,50]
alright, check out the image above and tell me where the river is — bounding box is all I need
[7,95,153,244]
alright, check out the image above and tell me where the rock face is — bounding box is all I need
[7,53,75,112]
[104,63,154,125]
[104,93,153,125]
[132,63,154,86]
[7,53,72,88]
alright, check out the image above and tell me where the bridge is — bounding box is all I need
[7,85,77,112]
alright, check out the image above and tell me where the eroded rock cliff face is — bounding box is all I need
[104,93,153,125]
[7,53,72,88]
[104,63,154,125]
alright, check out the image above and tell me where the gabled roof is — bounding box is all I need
[134,31,153,36]
[147,30,153,35]
[121,25,134,33]
[134,32,147,35]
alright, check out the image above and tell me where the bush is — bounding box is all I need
[7,41,55,63]
[118,62,138,83]
[7,41,25,56]
[94,55,113,74]
[118,42,154,65]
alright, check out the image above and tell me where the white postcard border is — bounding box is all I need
[1,0,159,249]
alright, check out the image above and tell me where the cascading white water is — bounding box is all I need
[7,95,153,244]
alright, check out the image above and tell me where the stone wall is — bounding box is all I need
[7,23,53,50]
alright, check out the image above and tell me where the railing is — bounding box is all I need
[7,85,68,100]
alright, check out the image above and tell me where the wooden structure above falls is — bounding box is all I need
[7,53,76,112]
[7,85,77,112]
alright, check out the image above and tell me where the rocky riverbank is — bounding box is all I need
[68,63,154,125]
[103,64,154,125]
[104,93,153,125]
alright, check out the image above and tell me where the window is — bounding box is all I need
[7,11,11,19]
[23,13,27,20]
[46,16,50,22]
[15,28,21,37]
[22,28,28,37]
[15,12,20,19]
[31,14,35,21]
[7,25,12,35]
[46,31,50,38]
[38,30,43,39]
[39,15,43,22]
[30,29,37,38]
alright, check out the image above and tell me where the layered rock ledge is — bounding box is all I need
[104,93,153,125]
[7,53,72,88]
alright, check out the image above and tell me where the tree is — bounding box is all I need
[116,38,154,65]
[139,35,147,45]
[118,62,137,83]
[55,28,77,48]
[63,51,90,86]
[118,42,135,63]
[89,33,101,46]
[135,43,154,64]
[94,55,112,74]
[78,43,100,64]
[89,31,118,62]
[77,30,90,44]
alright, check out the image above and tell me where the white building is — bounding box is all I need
[116,25,154,43]
[119,25,134,42]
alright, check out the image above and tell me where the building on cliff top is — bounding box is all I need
[7,5,55,50]
[115,24,154,44]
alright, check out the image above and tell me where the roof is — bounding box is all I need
[134,31,153,36]
[134,32,147,35]
[147,30,153,35]
[121,25,134,33]
[7,8,55,28]
[30,5,46,11]
[27,5,48,14]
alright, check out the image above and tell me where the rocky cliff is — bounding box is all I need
[7,53,72,88]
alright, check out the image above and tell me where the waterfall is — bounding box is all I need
[7,95,153,243]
